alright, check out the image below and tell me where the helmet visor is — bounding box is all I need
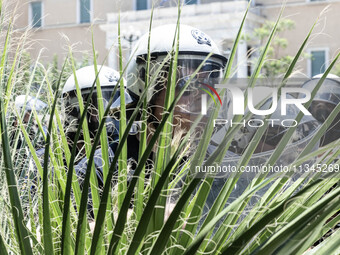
[172,56,224,115]
[63,87,122,136]
[80,87,121,110]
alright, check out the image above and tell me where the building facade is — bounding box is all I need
[12,0,340,77]
[12,0,119,64]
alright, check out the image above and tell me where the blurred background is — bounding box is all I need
[9,0,340,78]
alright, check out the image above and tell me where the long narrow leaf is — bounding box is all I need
[0,26,33,255]
[42,59,69,255]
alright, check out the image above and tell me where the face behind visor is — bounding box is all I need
[121,24,227,135]
[300,76,340,147]
[63,87,121,141]
[62,65,130,144]
[110,53,226,134]
[149,55,225,115]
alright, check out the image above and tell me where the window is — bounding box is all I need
[185,0,198,5]
[30,2,42,28]
[310,50,327,77]
[136,0,148,10]
[79,0,91,23]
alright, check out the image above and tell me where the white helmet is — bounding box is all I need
[126,24,227,106]
[12,95,48,148]
[14,95,48,127]
[14,95,47,112]
[62,65,129,139]
[299,73,340,146]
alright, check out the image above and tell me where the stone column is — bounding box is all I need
[237,40,248,78]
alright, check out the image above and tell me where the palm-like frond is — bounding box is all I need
[0,1,339,255]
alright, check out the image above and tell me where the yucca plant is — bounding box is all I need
[0,1,339,255]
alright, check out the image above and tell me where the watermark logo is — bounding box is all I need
[201,84,312,116]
